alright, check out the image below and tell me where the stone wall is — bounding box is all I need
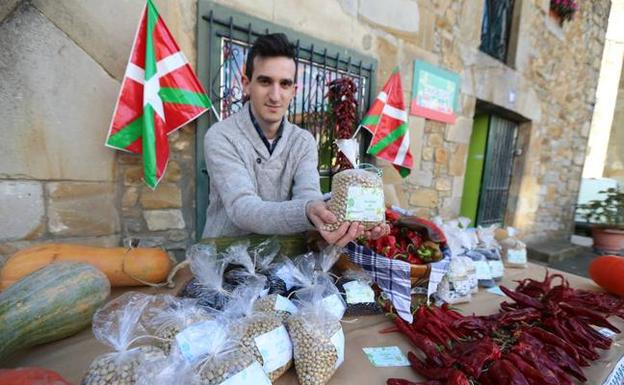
[605,64,624,184]
[0,0,612,261]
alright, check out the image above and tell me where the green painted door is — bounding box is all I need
[460,114,489,224]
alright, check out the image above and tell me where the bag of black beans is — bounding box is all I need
[335,269,382,316]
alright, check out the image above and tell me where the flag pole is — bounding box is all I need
[210,104,222,122]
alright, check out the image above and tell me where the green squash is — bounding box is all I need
[0,261,111,358]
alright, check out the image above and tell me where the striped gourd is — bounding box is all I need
[0,262,111,358]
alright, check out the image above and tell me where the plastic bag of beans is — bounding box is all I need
[179,244,234,310]
[139,316,271,385]
[143,295,214,354]
[323,168,385,231]
[82,293,166,385]
[335,269,381,316]
[287,285,345,385]
[223,281,293,382]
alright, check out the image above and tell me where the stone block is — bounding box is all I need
[358,0,420,35]
[449,144,468,176]
[428,133,444,147]
[446,116,473,144]
[435,148,449,165]
[408,116,425,171]
[452,176,465,198]
[422,147,434,161]
[125,166,145,186]
[47,182,119,236]
[141,184,183,209]
[0,181,45,242]
[144,209,185,231]
[122,187,139,209]
[408,188,438,208]
[0,3,117,181]
[408,168,433,188]
[436,177,452,191]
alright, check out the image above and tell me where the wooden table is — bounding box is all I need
[3,263,623,384]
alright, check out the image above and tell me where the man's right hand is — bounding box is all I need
[306,200,364,247]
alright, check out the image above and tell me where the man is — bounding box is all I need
[203,33,387,246]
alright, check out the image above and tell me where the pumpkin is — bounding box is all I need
[0,262,110,358]
[589,255,624,296]
[0,243,172,290]
[0,367,72,385]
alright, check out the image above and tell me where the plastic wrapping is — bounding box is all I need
[143,295,214,354]
[465,249,495,288]
[223,281,293,381]
[323,168,385,231]
[436,258,472,305]
[335,269,381,316]
[82,292,166,385]
[253,294,299,322]
[497,227,527,268]
[179,244,233,310]
[287,284,345,385]
[141,317,271,385]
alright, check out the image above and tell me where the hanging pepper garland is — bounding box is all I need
[326,78,358,172]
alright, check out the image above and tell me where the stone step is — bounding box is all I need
[526,239,590,264]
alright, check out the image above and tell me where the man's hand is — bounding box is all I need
[364,223,391,240]
[306,201,365,247]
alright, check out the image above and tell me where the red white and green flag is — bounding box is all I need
[106,0,213,189]
[360,68,413,177]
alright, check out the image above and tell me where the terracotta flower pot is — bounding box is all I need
[591,227,624,256]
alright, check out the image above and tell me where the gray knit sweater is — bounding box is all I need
[202,104,323,238]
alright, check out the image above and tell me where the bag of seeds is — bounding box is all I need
[82,292,166,385]
[179,244,234,310]
[222,241,276,296]
[223,281,293,382]
[464,249,495,288]
[323,168,385,231]
[336,269,381,316]
[253,293,299,323]
[145,317,271,385]
[143,295,214,354]
[287,285,345,385]
[250,238,288,295]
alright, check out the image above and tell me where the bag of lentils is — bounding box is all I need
[168,317,271,385]
[223,281,293,382]
[82,292,166,385]
[143,295,214,354]
[323,167,385,231]
[336,269,381,316]
[179,244,234,310]
[287,285,345,385]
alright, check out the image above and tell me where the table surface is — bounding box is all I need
[3,262,623,384]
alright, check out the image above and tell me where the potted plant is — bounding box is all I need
[578,187,624,256]
[549,0,579,24]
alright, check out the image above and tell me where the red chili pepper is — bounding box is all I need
[542,344,588,382]
[452,338,501,378]
[407,352,454,381]
[559,303,621,333]
[561,318,600,353]
[500,359,530,385]
[387,380,442,385]
[525,327,584,366]
[566,317,608,350]
[512,342,572,385]
[441,303,463,320]
[497,308,541,326]
[543,317,600,361]
[446,370,470,385]
[569,317,612,350]
[394,317,454,367]
[507,352,559,385]
[499,285,545,309]
[487,360,510,385]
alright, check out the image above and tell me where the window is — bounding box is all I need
[196,1,377,238]
[479,0,515,63]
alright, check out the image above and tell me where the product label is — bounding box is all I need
[343,281,375,304]
[218,362,271,385]
[506,249,527,265]
[274,295,298,314]
[345,186,384,222]
[322,294,346,319]
[176,320,219,362]
[254,326,293,373]
[602,354,624,385]
[330,328,345,369]
[362,346,410,367]
[488,260,505,278]
[474,260,493,280]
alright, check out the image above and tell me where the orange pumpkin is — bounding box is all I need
[588,255,624,297]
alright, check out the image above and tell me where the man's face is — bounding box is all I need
[242,56,296,126]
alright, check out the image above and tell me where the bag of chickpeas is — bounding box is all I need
[143,295,214,355]
[323,167,385,231]
[288,284,346,385]
[82,292,166,385]
[223,280,294,382]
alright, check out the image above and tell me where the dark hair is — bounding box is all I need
[245,33,296,80]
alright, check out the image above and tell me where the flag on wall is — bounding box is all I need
[106,0,212,189]
[360,68,413,177]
